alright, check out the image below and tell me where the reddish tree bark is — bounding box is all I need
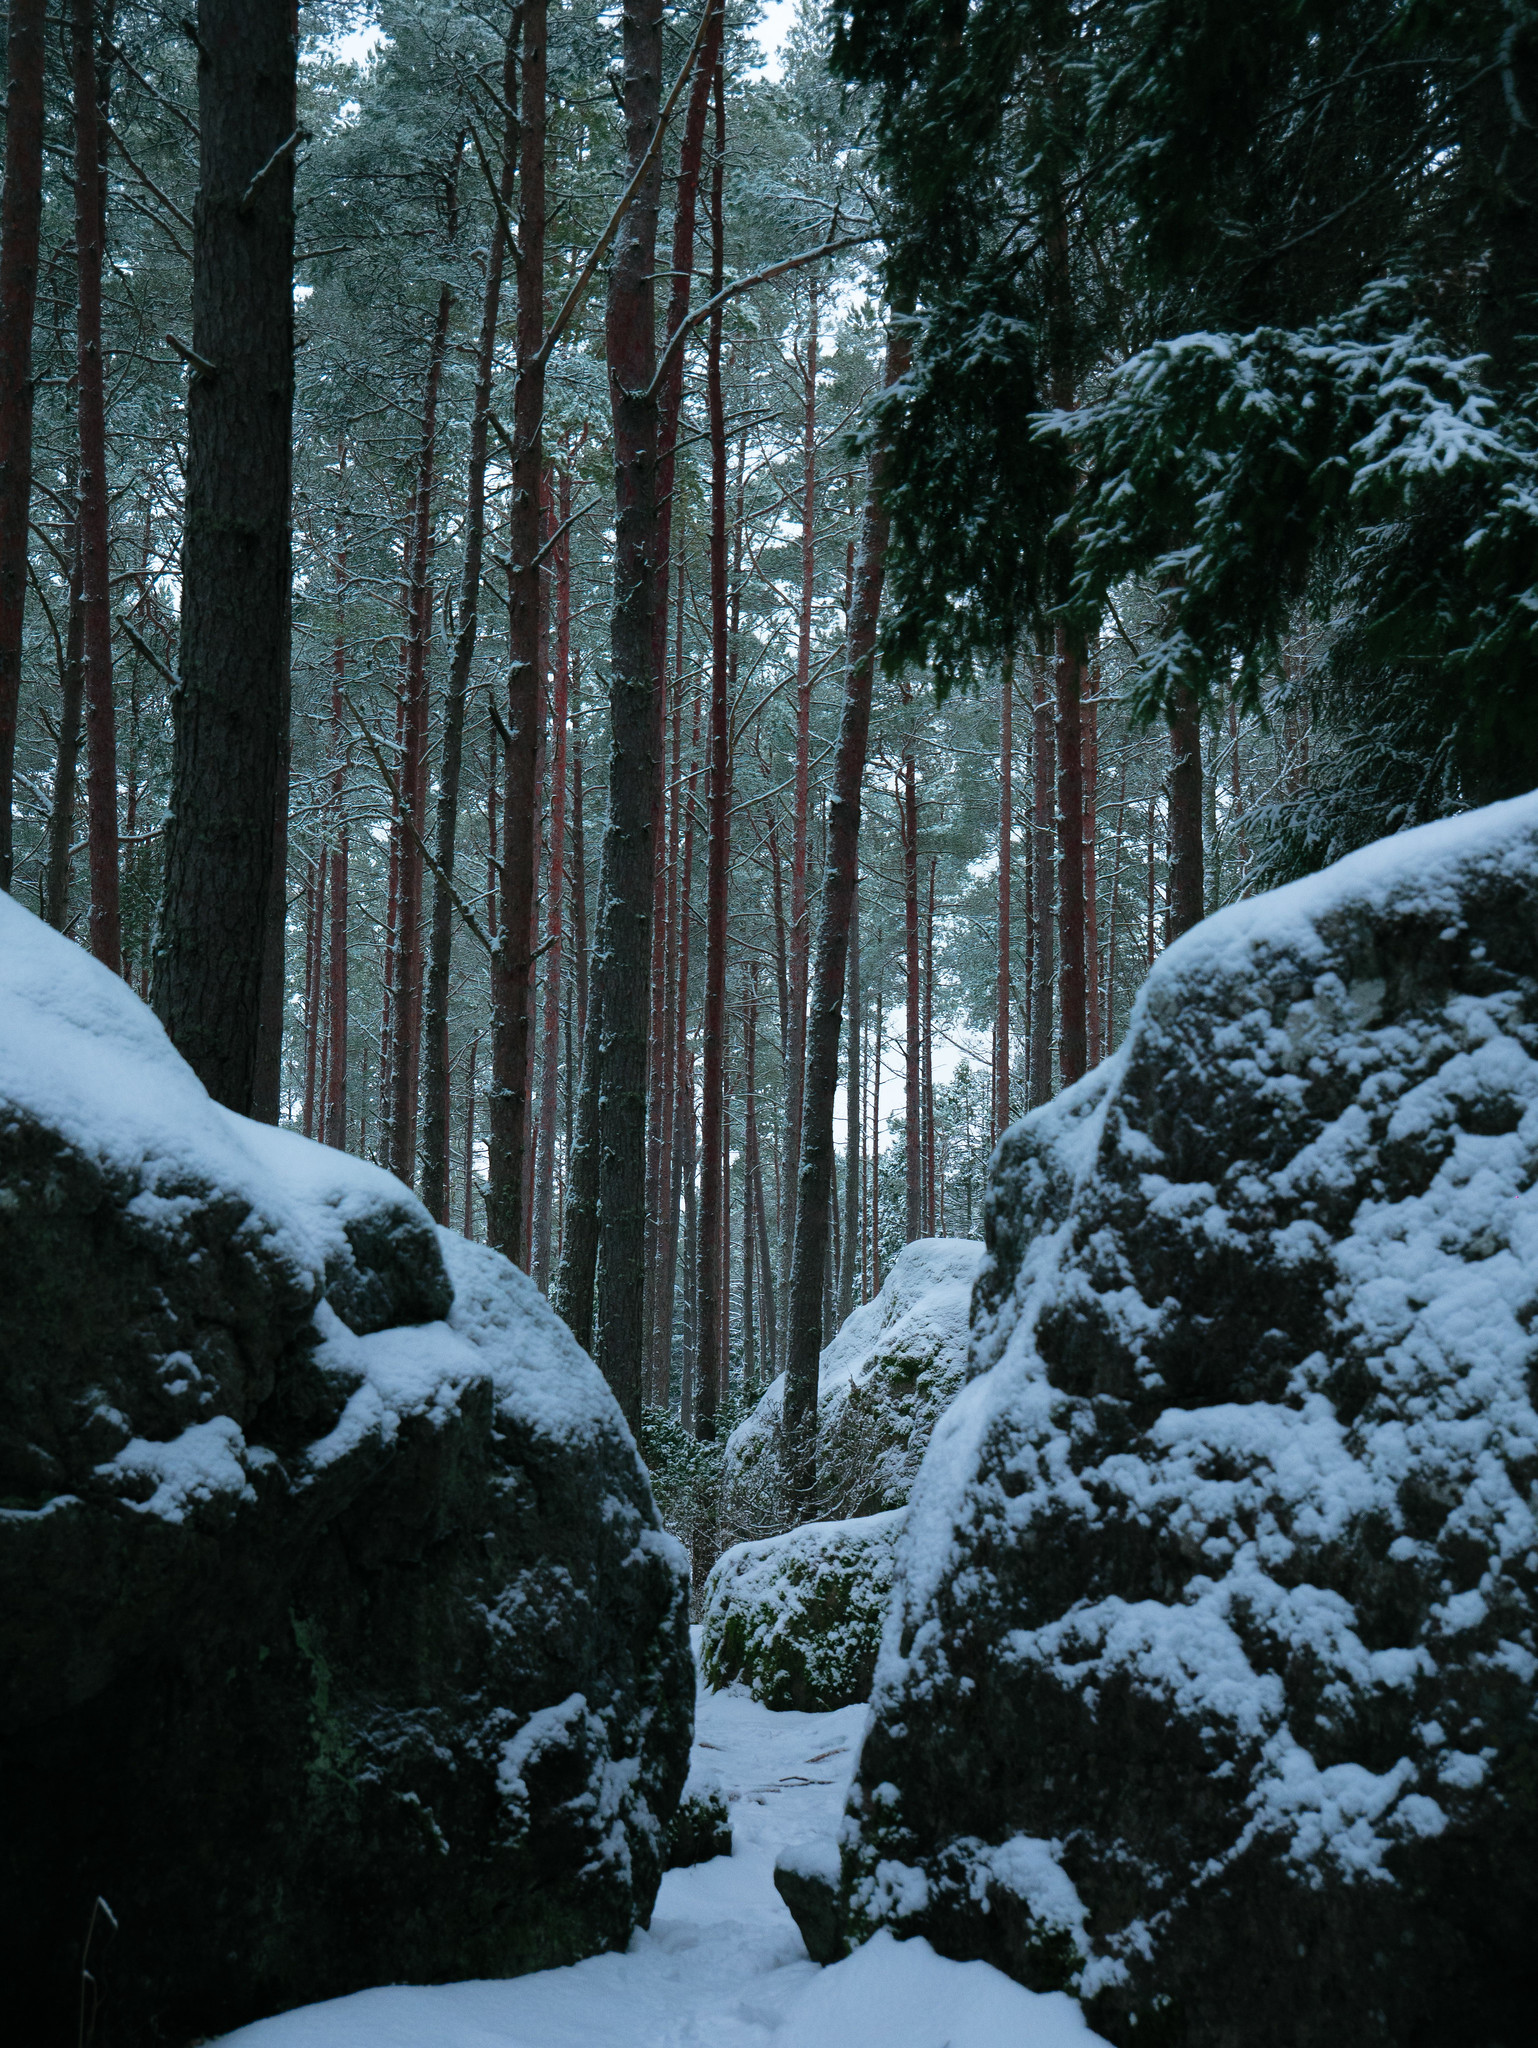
[586,0,666,1422]
[1055,628,1087,1088]
[533,469,571,1291]
[650,557,687,1397]
[995,653,1013,1138]
[779,278,821,1307]
[1029,651,1055,1107]
[900,741,921,1243]
[1103,761,1127,1060]
[0,0,47,890]
[422,34,517,1222]
[42,494,84,930]
[923,853,936,1233]
[73,0,120,971]
[386,269,454,1183]
[694,63,729,1443]
[489,0,547,1264]
[658,681,703,1399]
[782,315,910,1505]
[323,493,350,1150]
[1167,682,1204,940]
[839,884,860,1321]
[301,854,325,1136]
[1082,655,1100,1065]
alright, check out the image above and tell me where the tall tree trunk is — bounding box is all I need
[657,682,702,1399]
[869,972,882,1296]
[741,976,758,1398]
[1167,683,1204,940]
[301,854,325,1135]
[155,0,295,1113]
[1055,628,1087,1089]
[74,0,120,972]
[323,496,350,1149]
[1082,653,1099,1065]
[463,1037,478,1237]
[1104,760,1127,1060]
[901,740,921,1243]
[423,39,516,1222]
[923,854,936,1233]
[650,557,687,1395]
[995,651,1013,1138]
[0,0,47,890]
[782,316,909,1509]
[647,0,724,1385]
[1147,786,1158,965]
[387,271,454,1183]
[839,884,860,1321]
[488,0,547,1264]
[520,474,552,1269]
[1029,650,1054,1108]
[43,506,84,929]
[589,0,665,1426]
[552,868,604,1351]
[694,62,729,1444]
[533,471,571,1289]
[571,667,587,1038]
[780,277,820,1308]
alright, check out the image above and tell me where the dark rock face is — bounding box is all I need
[834,800,1538,2048]
[0,899,693,2046]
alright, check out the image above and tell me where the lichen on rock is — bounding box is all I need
[701,1508,905,1710]
[0,896,694,2046]
[826,795,1538,2048]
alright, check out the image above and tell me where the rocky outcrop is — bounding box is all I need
[818,798,1538,2047]
[701,1509,905,1711]
[720,1238,984,1538]
[0,898,694,2046]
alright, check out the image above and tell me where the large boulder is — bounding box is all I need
[0,898,693,2046]
[821,797,1538,2047]
[720,1237,984,1538]
[701,1508,905,1710]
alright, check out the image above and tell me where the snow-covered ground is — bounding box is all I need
[217,1652,1102,2048]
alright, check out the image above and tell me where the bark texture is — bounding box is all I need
[0,0,47,892]
[154,0,295,1112]
[781,318,910,1508]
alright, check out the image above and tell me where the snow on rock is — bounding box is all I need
[701,1509,906,1710]
[823,795,1538,2047]
[211,1657,1104,2048]
[0,898,692,2043]
[720,1238,985,1536]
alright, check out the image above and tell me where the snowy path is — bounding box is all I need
[218,1666,1102,2048]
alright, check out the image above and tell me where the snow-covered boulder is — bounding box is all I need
[0,899,693,2043]
[701,1508,905,1710]
[720,1237,985,1536]
[823,798,1538,2046]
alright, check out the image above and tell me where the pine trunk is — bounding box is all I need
[533,471,571,1290]
[1055,628,1087,1089]
[488,0,547,1264]
[901,743,921,1243]
[387,272,453,1185]
[1029,652,1055,1108]
[1167,682,1204,940]
[694,65,729,1444]
[995,653,1013,1137]
[422,35,516,1222]
[782,317,909,1508]
[1082,655,1100,1067]
[586,0,665,1427]
[155,0,295,1111]
[74,0,120,972]
[42,507,84,929]
[0,0,47,890]
[839,886,860,1321]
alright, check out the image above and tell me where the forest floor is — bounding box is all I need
[217,1642,1102,2048]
